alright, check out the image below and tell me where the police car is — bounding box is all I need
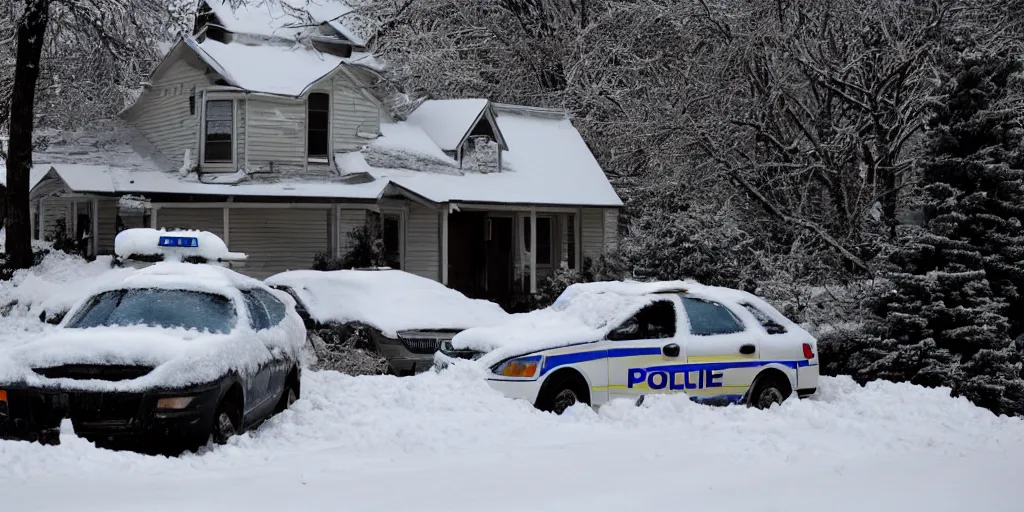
[0,229,307,453]
[449,281,819,414]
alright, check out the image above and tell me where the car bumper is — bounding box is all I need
[797,363,819,395]
[373,334,441,376]
[485,378,543,406]
[0,383,221,444]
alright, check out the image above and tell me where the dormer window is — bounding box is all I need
[307,92,330,158]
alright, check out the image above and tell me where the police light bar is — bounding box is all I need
[115,228,247,264]
[158,236,199,248]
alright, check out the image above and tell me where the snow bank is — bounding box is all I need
[265,269,510,337]
[1,371,1022,512]
[0,251,134,322]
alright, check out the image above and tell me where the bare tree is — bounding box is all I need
[3,0,177,268]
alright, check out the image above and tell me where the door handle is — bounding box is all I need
[662,343,680,358]
[739,344,756,355]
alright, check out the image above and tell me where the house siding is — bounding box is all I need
[331,72,380,153]
[40,199,73,240]
[97,198,119,254]
[337,207,367,256]
[603,208,619,252]
[156,207,225,239]
[128,56,208,165]
[228,208,329,279]
[581,208,604,264]
[404,202,439,280]
[246,96,306,174]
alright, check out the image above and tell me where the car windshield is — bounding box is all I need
[66,289,236,334]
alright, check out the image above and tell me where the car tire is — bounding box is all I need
[274,378,299,413]
[536,373,589,415]
[748,375,788,410]
[211,399,241,445]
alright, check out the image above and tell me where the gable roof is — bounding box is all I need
[405,99,508,152]
[204,0,368,46]
[338,105,623,207]
[192,37,343,96]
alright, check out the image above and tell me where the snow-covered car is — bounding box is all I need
[265,269,509,375]
[0,229,307,453]
[449,281,819,414]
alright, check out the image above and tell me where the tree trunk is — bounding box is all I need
[5,0,50,269]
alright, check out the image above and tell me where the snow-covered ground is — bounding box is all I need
[2,252,1023,511]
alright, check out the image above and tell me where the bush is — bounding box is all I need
[313,222,388,271]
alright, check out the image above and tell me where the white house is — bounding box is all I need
[25,0,623,307]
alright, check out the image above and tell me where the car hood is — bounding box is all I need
[0,326,275,392]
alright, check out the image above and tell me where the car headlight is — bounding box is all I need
[156,396,195,410]
[492,355,542,378]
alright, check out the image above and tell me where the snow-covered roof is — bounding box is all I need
[339,106,623,207]
[405,99,496,152]
[0,163,54,189]
[204,0,368,46]
[265,269,510,337]
[32,163,389,200]
[193,37,344,97]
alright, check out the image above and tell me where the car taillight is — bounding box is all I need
[802,343,814,359]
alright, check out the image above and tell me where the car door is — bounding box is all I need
[677,295,762,403]
[606,296,686,402]
[250,288,292,402]
[239,290,281,421]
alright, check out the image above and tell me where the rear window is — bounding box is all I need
[66,289,236,334]
[740,303,787,335]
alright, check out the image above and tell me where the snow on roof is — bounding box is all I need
[194,38,343,96]
[33,164,389,200]
[405,99,490,152]
[0,163,53,189]
[265,269,510,337]
[205,0,367,46]
[346,109,623,207]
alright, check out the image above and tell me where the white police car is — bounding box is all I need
[0,229,307,454]
[449,281,819,414]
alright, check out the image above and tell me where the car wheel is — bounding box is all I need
[536,373,589,415]
[749,376,788,409]
[274,380,299,413]
[211,399,241,445]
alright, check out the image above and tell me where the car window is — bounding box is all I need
[66,289,236,334]
[241,290,272,331]
[680,296,745,336]
[740,302,787,334]
[253,288,286,326]
[607,300,676,341]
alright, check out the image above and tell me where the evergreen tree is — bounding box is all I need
[855,51,1024,416]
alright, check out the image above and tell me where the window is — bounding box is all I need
[607,301,677,341]
[307,92,330,158]
[242,290,272,331]
[741,303,787,335]
[680,297,745,336]
[66,289,236,334]
[204,99,233,163]
[253,288,287,325]
[382,212,401,269]
[523,217,553,265]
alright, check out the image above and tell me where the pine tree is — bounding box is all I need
[855,50,1024,416]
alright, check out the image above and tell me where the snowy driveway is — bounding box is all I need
[3,368,1023,512]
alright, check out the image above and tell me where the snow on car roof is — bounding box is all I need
[265,269,510,337]
[453,280,808,365]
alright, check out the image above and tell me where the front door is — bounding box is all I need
[677,295,762,403]
[606,298,685,402]
[485,216,514,304]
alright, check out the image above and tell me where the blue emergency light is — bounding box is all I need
[158,236,199,248]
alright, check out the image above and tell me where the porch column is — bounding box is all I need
[529,207,537,294]
[29,200,36,241]
[441,204,449,285]
[91,198,99,256]
[38,198,45,241]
